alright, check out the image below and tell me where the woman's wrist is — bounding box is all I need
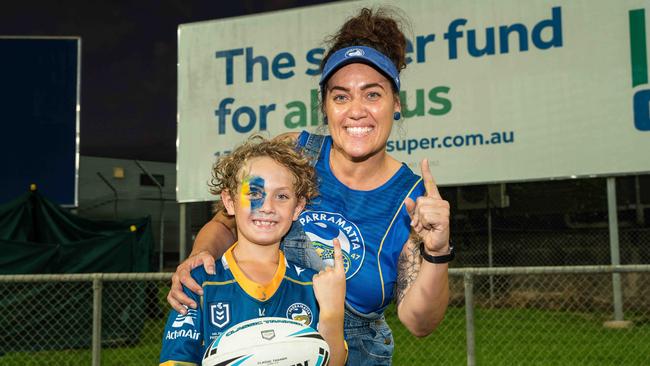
[420,243,454,264]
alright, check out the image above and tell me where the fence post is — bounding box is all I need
[92,275,103,366]
[487,205,494,305]
[179,202,188,262]
[607,177,624,321]
[464,273,476,366]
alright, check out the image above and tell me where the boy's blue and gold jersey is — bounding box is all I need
[159,246,320,366]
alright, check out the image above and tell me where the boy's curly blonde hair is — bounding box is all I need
[209,135,318,214]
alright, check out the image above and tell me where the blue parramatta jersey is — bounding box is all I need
[297,131,425,314]
[159,246,320,365]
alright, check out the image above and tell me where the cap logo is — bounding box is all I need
[345,48,364,58]
[320,46,400,91]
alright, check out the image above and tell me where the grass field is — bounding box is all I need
[387,306,650,365]
[2,305,648,365]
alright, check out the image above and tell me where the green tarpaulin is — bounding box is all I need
[0,191,156,353]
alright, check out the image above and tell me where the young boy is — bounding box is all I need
[159,136,346,366]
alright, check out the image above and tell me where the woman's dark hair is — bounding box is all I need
[321,7,409,79]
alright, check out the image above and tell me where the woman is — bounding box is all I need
[169,8,452,365]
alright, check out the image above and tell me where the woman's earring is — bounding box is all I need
[323,116,328,125]
[393,111,401,121]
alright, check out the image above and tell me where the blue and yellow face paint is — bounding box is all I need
[240,175,266,212]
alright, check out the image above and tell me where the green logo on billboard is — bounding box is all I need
[630,9,650,131]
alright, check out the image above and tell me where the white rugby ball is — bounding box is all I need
[202,317,330,366]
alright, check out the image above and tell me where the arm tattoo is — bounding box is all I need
[395,233,422,307]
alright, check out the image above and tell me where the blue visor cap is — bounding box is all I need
[319,46,400,91]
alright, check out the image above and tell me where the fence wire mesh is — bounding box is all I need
[456,227,650,267]
[0,281,94,364]
[392,267,650,365]
[0,275,171,366]
[1,267,649,366]
[447,175,650,270]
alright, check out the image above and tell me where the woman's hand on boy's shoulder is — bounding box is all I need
[168,213,236,314]
[168,251,215,314]
[312,239,346,318]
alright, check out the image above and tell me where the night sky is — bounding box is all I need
[1,0,335,162]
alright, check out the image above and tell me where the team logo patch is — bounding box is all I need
[287,303,313,327]
[172,308,198,328]
[210,302,231,328]
[345,48,364,58]
[299,211,365,279]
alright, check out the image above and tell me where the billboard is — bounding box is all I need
[177,0,650,203]
[0,37,80,206]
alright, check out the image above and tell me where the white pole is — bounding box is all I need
[607,177,624,321]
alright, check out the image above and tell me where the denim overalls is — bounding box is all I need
[281,133,395,365]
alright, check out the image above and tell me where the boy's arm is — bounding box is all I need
[312,239,347,366]
[168,211,236,314]
[160,274,205,365]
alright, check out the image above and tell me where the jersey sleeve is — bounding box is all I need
[159,270,206,365]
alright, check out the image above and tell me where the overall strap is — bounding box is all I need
[300,132,326,167]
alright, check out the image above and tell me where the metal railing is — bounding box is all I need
[449,265,650,366]
[1,266,649,365]
[0,273,170,366]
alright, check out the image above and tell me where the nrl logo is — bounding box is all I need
[209,302,231,328]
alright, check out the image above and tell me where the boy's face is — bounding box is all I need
[222,156,305,247]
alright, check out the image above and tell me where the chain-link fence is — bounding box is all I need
[454,227,650,267]
[387,265,650,365]
[444,175,650,269]
[1,266,649,365]
[0,273,171,366]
